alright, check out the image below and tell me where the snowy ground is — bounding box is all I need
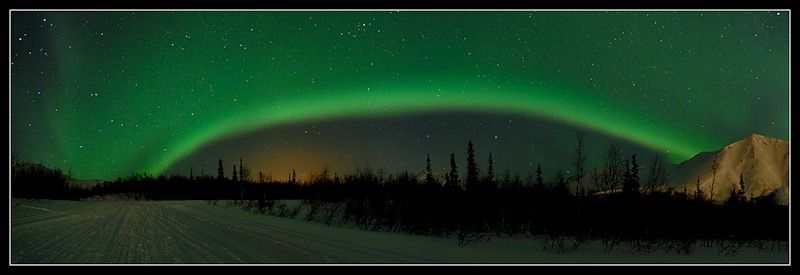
[10,199,788,264]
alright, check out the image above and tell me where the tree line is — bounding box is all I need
[10,135,788,252]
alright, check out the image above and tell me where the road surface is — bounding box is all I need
[10,200,789,264]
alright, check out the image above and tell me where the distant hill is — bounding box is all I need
[669,134,789,205]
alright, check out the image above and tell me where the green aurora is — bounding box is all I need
[11,11,789,179]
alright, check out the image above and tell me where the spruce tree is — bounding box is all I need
[486,153,495,186]
[447,153,459,190]
[217,159,224,181]
[622,159,631,194]
[694,176,704,201]
[535,164,544,191]
[630,154,639,193]
[425,154,435,186]
[622,155,640,197]
[466,141,479,191]
[239,158,245,182]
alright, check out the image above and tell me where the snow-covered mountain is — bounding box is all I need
[669,134,789,205]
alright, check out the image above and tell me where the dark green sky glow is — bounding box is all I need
[11,11,789,180]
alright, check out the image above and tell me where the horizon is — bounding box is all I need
[10,10,790,265]
[18,131,788,183]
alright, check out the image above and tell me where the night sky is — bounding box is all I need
[11,11,789,181]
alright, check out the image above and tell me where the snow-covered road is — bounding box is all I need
[10,200,788,264]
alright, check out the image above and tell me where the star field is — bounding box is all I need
[11,11,789,180]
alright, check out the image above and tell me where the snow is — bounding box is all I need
[10,199,788,264]
[670,134,789,204]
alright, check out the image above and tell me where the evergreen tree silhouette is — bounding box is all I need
[233,164,238,182]
[447,153,460,190]
[486,153,495,187]
[535,164,544,192]
[425,154,436,186]
[239,158,245,182]
[622,154,640,197]
[694,176,704,201]
[217,159,224,181]
[726,174,746,207]
[630,154,639,193]
[466,141,479,191]
[553,169,568,195]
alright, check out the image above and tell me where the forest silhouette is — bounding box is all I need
[11,135,788,253]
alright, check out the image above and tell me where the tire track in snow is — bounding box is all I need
[158,202,331,263]
[175,202,436,262]
[12,204,102,263]
[12,200,435,263]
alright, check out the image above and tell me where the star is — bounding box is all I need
[9,11,788,180]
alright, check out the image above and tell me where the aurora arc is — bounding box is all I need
[13,11,786,180]
[145,78,715,176]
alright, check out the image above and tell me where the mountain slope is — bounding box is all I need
[670,134,789,204]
